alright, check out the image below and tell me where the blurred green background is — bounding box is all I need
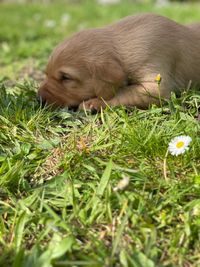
[1,0,200,82]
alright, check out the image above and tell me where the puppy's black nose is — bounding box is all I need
[68,106,78,112]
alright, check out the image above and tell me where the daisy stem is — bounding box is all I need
[163,149,169,181]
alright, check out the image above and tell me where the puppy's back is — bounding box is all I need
[109,13,200,89]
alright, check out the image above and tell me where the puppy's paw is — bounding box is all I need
[78,98,106,112]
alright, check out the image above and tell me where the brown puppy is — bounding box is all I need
[38,13,200,110]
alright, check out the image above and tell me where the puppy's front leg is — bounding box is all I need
[79,82,171,110]
[108,82,169,109]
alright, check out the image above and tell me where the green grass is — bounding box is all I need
[0,1,200,266]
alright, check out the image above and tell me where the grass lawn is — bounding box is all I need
[0,0,200,266]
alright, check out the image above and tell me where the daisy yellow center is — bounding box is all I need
[176,141,185,149]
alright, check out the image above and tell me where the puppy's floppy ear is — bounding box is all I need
[91,58,126,99]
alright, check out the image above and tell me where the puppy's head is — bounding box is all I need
[38,39,97,108]
[38,29,125,108]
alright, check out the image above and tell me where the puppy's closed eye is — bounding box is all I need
[60,72,72,82]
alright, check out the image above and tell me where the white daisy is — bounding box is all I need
[60,14,70,26]
[168,135,192,156]
[44,20,56,28]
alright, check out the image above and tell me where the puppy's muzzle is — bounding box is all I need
[36,94,78,111]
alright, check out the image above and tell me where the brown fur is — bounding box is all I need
[38,13,200,110]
